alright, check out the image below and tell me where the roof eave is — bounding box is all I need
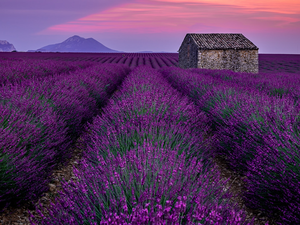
[197,48,259,50]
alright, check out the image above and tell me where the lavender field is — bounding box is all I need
[1,52,299,74]
[0,52,300,225]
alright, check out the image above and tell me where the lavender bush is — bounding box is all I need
[29,140,251,225]
[0,99,70,212]
[28,66,255,224]
[0,58,93,87]
[0,63,131,213]
[158,66,300,224]
[188,67,300,105]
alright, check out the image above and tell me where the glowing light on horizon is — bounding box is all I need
[153,0,300,14]
[37,0,300,35]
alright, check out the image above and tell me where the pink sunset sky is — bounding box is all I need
[1,0,299,53]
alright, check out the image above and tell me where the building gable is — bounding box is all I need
[178,33,258,52]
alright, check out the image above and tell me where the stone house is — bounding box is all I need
[177,33,259,73]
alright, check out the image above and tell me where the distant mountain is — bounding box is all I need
[135,51,154,53]
[28,35,123,53]
[135,51,176,53]
[0,40,16,52]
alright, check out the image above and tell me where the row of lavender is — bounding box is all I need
[36,54,300,74]
[258,54,300,74]
[0,63,131,214]
[158,67,300,224]
[45,56,178,69]
[103,56,178,69]
[0,52,179,59]
[0,58,95,87]
[44,54,299,74]
[188,68,300,102]
[28,65,255,225]
[1,52,299,73]
[258,54,300,63]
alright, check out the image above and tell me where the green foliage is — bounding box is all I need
[269,87,289,98]
[220,105,235,120]
[223,76,233,81]
[0,153,19,203]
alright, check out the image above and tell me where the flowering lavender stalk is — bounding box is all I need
[28,66,253,224]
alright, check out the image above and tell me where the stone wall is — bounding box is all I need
[179,37,259,73]
[178,36,198,69]
[197,49,259,73]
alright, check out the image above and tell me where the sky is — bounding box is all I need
[1,0,300,54]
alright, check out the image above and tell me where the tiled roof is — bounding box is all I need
[178,33,259,51]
